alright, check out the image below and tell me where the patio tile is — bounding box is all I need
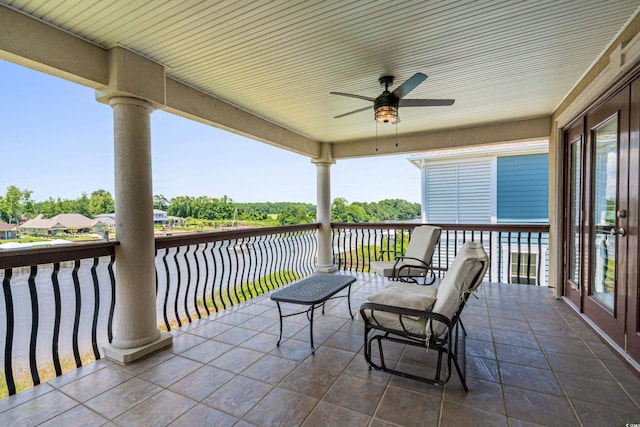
[466,355,501,383]
[375,385,441,427]
[279,362,341,399]
[208,347,264,373]
[138,355,202,388]
[306,345,356,372]
[444,376,506,415]
[503,385,579,426]
[323,374,387,416]
[212,326,259,346]
[59,364,133,402]
[571,398,640,427]
[241,354,298,384]
[239,330,281,352]
[189,320,232,339]
[323,330,364,352]
[168,365,235,401]
[545,352,613,380]
[169,403,238,427]
[202,375,272,418]
[498,361,562,395]
[46,358,110,388]
[494,343,549,369]
[179,339,234,363]
[467,338,496,359]
[113,389,197,426]
[85,377,162,419]
[243,387,318,426]
[169,332,207,354]
[269,337,315,361]
[0,390,77,426]
[556,371,639,411]
[536,335,591,357]
[440,400,508,427]
[0,383,55,413]
[39,403,109,426]
[491,329,540,350]
[302,401,371,427]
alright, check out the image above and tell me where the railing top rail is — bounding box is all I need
[0,241,119,269]
[155,223,320,250]
[331,222,550,233]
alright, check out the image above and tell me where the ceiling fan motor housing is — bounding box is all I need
[374,91,399,122]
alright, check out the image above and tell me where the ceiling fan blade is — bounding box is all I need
[333,105,373,118]
[392,72,427,99]
[329,92,375,102]
[399,98,455,107]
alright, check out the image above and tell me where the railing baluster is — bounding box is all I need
[107,254,116,343]
[71,260,82,368]
[90,257,101,360]
[3,268,16,396]
[183,245,193,323]
[201,242,211,316]
[173,246,183,327]
[27,265,41,386]
[193,243,202,319]
[51,263,62,376]
[161,248,171,331]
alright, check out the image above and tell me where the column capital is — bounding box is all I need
[108,96,154,110]
[96,47,166,108]
[311,142,335,166]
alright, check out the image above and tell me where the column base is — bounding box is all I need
[315,264,338,273]
[102,331,173,364]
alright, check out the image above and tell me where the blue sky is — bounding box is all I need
[0,60,420,205]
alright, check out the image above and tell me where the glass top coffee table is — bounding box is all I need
[270,274,356,353]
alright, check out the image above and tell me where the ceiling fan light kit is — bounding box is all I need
[331,72,455,122]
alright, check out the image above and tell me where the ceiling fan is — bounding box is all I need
[330,73,455,123]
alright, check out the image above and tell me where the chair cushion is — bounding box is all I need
[403,225,441,267]
[427,242,489,337]
[369,261,430,278]
[367,288,437,312]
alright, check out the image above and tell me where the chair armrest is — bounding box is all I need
[359,302,452,337]
[377,249,402,261]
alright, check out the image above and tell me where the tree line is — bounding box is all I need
[0,186,114,223]
[0,186,420,225]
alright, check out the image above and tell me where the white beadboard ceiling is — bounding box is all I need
[3,0,640,144]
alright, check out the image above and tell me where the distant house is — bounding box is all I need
[409,141,549,285]
[153,209,168,224]
[409,141,549,224]
[94,213,116,230]
[0,220,17,240]
[19,213,106,236]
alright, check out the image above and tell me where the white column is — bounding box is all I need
[102,96,171,363]
[313,143,337,273]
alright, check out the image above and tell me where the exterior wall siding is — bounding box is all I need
[497,153,549,223]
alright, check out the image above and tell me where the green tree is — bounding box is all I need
[277,205,313,225]
[153,194,170,211]
[89,190,115,216]
[1,186,34,223]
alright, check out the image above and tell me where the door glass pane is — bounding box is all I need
[591,117,617,310]
[569,138,581,287]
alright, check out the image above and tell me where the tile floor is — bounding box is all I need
[1,272,639,426]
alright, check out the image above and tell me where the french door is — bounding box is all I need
[565,83,639,360]
[582,87,629,346]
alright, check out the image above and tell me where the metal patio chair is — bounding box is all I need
[369,225,442,285]
[360,241,489,391]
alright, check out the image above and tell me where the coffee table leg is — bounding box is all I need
[347,283,354,319]
[310,304,315,354]
[276,302,283,346]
